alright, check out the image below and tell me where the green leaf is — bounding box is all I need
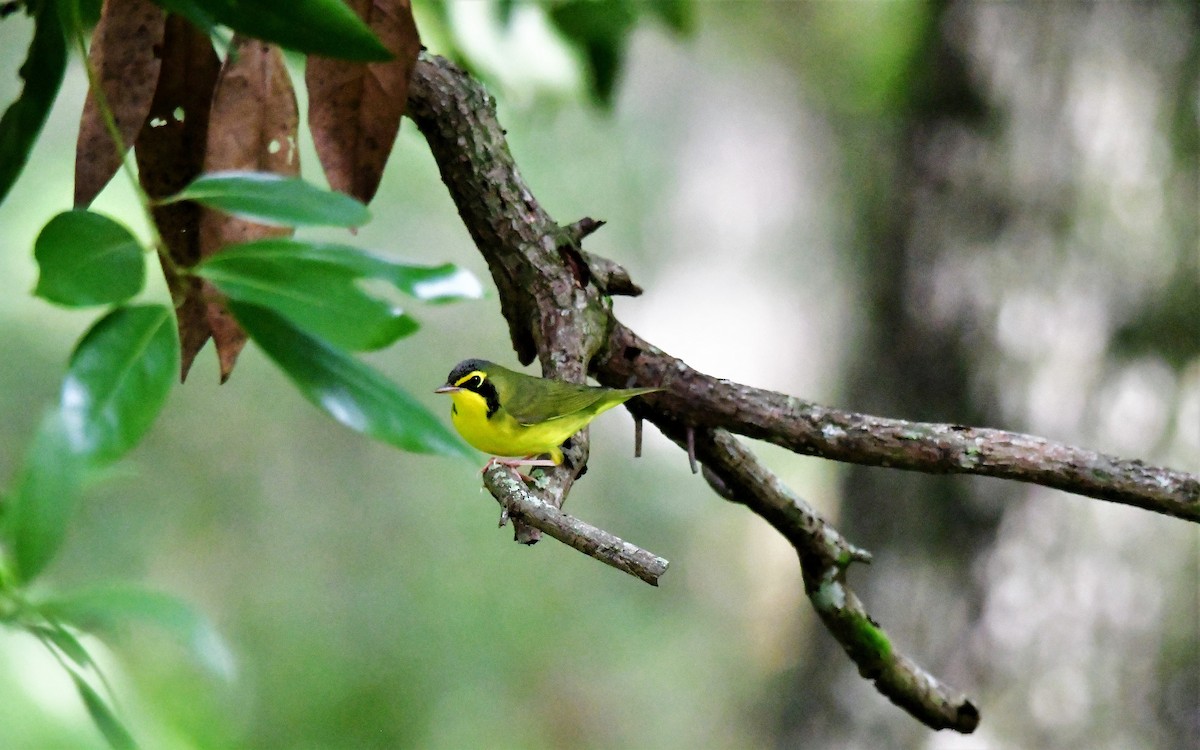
[69,670,137,750]
[197,240,419,351]
[150,0,391,61]
[548,0,637,106]
[76,0,105,28]
[151,0,218,36]
[5,411,87,583]
[373,261,486,304]
[61,305,179,464]
[645,0,695,35]
[0,0,68,207]
[196,240,482,349]
[28,621,94,670]
[205,239,483,302]
[34,210,146,307]
[35,586,235,680]
[163,171,371,228]
[230,301,473,458]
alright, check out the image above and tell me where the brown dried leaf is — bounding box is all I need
[200,34,300,381]
[305,0,421,204]
[203,279,246,380]
[75,0,166,207]
[133,14,220,381]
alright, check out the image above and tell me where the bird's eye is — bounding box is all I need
[468,375,483,389]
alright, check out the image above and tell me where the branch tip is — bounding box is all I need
[564,216,605,243]
[482,465,669,586]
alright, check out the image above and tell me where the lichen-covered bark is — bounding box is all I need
[405,59,612,377]
[483,465,668,586]
[597,323,1199,522]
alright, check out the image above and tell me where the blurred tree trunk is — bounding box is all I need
[772,1,1199,746]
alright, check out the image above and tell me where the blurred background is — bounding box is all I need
[0,1,1197,748]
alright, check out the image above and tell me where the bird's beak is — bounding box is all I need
[434,385,460,394]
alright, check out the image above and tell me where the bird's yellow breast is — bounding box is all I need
[447,389,588,464]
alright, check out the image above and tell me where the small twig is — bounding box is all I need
[562,217,643,297]
[686,425,697,474]
[626,374,647,459]
[563,216,606,243]
[482,465,669,586]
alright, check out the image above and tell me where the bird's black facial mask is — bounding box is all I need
[454,370,501,418]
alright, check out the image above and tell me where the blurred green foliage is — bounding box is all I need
[150,0,391,61]
[0,0,66,205]
[0,1,510,745]
[422,0,692,107]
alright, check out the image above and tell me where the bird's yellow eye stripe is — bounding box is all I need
[454,371,487,389]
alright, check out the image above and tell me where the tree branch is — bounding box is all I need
[406,50,615,542]
[482,465,669,586]
[595,323,1199,523]
[403,52,1198,733]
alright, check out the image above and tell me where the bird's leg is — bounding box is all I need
[500,457,558,468]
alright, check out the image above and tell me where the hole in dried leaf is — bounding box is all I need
[268,139,282,155]
[173,107,185,122]
[149,117,167,128]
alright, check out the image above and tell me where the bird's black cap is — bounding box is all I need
[445,358,492,386]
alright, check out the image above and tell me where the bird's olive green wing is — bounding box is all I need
[497,374,616,425]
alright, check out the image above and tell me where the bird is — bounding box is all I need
[434,358,660,470]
